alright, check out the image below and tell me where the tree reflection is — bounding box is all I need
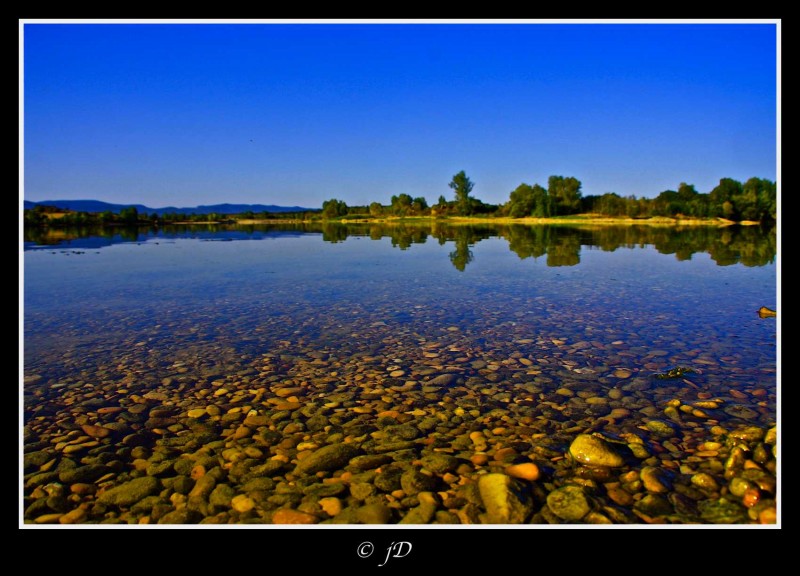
[25,221,777,270]
[448,230,474,272]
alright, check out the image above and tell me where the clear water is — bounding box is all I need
[24,224,778,412]
[21,223,779,525]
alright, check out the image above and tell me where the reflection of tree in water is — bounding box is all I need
[432,225,495,271]
[498,224,776,268]
[448,233,474,272]
[321,222,349,243]
[388,225,429,250]
[28,221,776,269]
[546,233,581,267]
[503,225,548,260]
[500,226,581,266]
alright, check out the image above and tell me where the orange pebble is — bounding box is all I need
[742,488,761,507]
[758,507,777,524]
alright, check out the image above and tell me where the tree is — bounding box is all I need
[411,196,428,215]
[547,176,582,215]
[119,206,139,224]
[507,183,535,218]
[321,198,348,219]
[652,190,679,216]
[449,170,474,216]
[390,193,413,216]
[740,177,776,222]
[677,182,699,216]
[710,178,742,218]
[369,202,384,217]
[530,184,551,217]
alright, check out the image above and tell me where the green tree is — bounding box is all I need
[390,193,413,216]
[449,170,474,216]
[676,182,699,216]
[369,202,384,217]
[652,190,680,216]
[321,198,348,219]
[119,206,139,224]
[710,178,742,219]
[739,177,776,222]
[507,183,535,218]
[433,195,449,216]
[547,176,582,215]
[411,196,428,215]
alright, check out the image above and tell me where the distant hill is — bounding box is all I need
[23,199,313,215]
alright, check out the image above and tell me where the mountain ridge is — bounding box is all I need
[23,199,313,215]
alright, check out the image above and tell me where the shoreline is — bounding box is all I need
[235,216,758,227]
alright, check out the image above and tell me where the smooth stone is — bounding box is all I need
[24,451,52,470]
[634,493,674,517]
[189,475,216,498]
[241,477,276,493]
[569,435,625,467]
[420,454,459,475]
[98,476,160,507]
[348,454,393,472]
[294,443,362,475]
[58,464,108,484]
[355,503,392,524]
[70,483,96,496]
[477,473,533,524]
[401,468,437,495]
[209,484,235,507]
[350,483,376,501]
[231,494,256,513]
[605,485,634,506]
[157,509,202,524]
[645,420,676,437]
[187,409,207,419]
[319,497,343,516]
[640,466,671,493]
[274,387,304,397]
[34,513,64,524]
[80,424,112,439]
[546,485,591,521]
[59,508,88,524]
[399,501,437,524]
[505,463,540,481]
[698,498,747,523]
[729,426,766,443]
[373,464,406,492]
[243,414,270,427]
[427,374,459,387]
[691,473,719,491]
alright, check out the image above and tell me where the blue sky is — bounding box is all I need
[23,22,777,208]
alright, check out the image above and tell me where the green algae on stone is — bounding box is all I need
[546,485,591,522]
[98,476,160,507]
[478,473,533,524]
[698,498,747,524]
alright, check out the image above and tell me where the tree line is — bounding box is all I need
[23,204,315,228]
[24,171,776,229]
[319,171,777,224]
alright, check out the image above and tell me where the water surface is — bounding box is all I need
[22,223,778,525]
